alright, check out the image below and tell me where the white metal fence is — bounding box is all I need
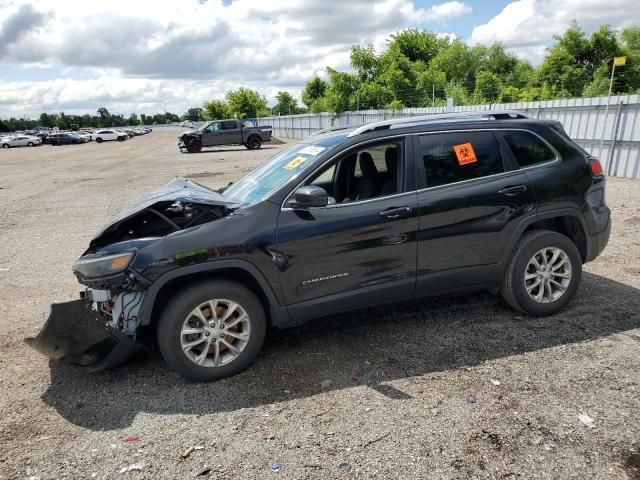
[258,95,640,179]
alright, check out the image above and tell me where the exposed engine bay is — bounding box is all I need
[87,200,229,252]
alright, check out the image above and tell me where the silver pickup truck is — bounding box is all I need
[178,120,272,153]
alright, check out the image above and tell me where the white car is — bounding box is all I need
[93,129,127,143]
[2,135,42,148]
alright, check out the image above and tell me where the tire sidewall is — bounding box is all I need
[96,137,103,143]
[157,280,266,382]
[510,232,582,315]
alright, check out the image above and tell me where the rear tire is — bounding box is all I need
[186,139,202,153]
[2,144,8,149]
[245,136,261,150]
[157,279,266,382]
[501,230,582,316]
[96,137,103,143]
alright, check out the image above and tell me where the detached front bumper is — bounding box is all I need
[24,299,141,372]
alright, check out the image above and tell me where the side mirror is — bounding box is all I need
[288,185,328,210]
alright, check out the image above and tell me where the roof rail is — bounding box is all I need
[347,110,529,137]
[313,125,352,136]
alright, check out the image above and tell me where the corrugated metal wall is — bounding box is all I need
[258,94,640,179]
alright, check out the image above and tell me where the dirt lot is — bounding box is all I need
[0,127,639,479]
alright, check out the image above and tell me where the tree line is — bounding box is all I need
[3,22,639,130]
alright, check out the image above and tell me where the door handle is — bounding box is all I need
[378,206,413,219]
[498,185,527,196]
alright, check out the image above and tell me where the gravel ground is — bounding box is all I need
[0,128,639,480]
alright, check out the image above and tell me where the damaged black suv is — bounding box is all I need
[26,111,611,382]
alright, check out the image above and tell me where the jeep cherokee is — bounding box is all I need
[26,111,611,382]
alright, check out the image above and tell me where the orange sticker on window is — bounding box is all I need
[284,156,307,170]
[453,143,477,165]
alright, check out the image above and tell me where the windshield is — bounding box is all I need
[222,143,328,206]
[197,122,210,132]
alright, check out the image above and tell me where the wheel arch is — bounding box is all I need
[140,260,288,330]
[502,209,589,273]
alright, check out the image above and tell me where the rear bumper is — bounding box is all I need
[585,211,611,263]
[24,299,140,372]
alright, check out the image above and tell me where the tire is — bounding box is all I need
[245,136,262,150]
[2,144,8,149]
[501,230,582,316]
[96,137,103,143]
[157,279,267,382]
[186,139,202,153]
[117,136,125,142]
[28,142,34,147]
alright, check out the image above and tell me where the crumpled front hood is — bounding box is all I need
[92,177,237,240]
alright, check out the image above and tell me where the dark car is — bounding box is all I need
[179,119,272,153]
[26,111,610,381]
[47,133,83,145]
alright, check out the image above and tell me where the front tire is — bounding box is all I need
[96,137,103,143]
[2,144,8,149]
[186,139,202,153]
[157,280,267,382]
[117,136,125,142]
[501,230,582,316]
[28,142,34,147]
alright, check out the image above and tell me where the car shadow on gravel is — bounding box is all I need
[41,272,640,430]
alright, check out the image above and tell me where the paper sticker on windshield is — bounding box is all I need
[284,156,307,170]
[453,143,477,165]
[299,145,325,156]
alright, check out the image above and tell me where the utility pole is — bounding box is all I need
[599,56,626,153]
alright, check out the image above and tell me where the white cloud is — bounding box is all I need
[470,0,638,63]
[0,0,474,117]
[418,1,472,23]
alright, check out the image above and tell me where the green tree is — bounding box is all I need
[203,100,230,120]
[387,29,449,63]
[225,87,268,118]
[302,76,327,109]
[323,68,359,114]
[128,113,139,126]
[474,71,502,103]
[183,107,204,121]
[272,91,300,115]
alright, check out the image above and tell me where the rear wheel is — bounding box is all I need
[157,279,266,382]
[245,136,261,150]
[186,139,202,153]
[2,144,8,149]
[96,137,103,143]
[501,230,582,316]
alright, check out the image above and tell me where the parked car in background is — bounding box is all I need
[46,133,83,145]
[179,119,272,153]
[2,135,42,148]
[94,129,127,143]
[70,132,91,143]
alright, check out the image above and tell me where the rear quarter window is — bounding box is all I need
[502,131,556,167]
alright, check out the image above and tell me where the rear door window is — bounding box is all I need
[418,132,504,188]
[502,131,556,167]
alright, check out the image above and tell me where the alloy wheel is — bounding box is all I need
[524,247,572,303]
[180,299,251,367]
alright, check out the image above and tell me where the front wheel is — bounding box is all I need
[2,144,9,149]
[501,230,582,316]
[117,136,125,142]
[245,136,262,150]
[28,142,34,147]
[96,137,103,143]
[157,280,267,382]
[186,139,202,153]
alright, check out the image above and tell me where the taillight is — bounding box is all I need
[589,158,603,177]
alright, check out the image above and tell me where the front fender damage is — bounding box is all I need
[24,299,141,371]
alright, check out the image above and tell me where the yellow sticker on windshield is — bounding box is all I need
[284,156,307,170]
